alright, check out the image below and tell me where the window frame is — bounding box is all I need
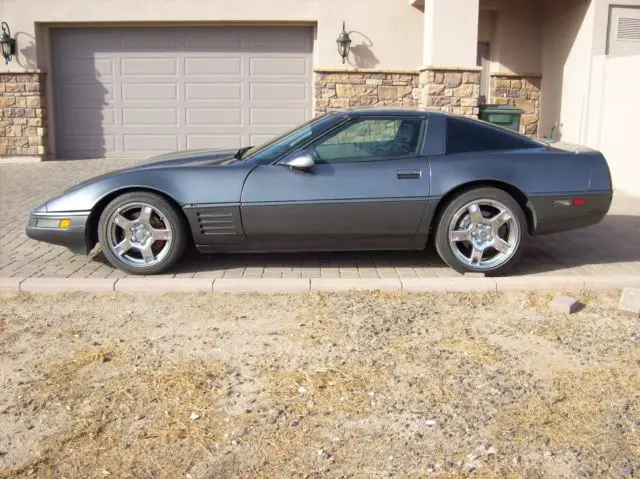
[301,115,428,165]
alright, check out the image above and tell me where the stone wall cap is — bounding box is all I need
[419,65,483,72]
[314,67,418,74]
[490,72,542,78]
[0,69,46,74]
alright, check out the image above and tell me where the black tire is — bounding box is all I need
[434,187,528,276]
[97,191,188,275]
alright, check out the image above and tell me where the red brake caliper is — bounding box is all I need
[152,220,166,253]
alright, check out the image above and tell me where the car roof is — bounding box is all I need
[329,107,447,119]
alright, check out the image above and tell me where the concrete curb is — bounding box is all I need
[2,275,640,294]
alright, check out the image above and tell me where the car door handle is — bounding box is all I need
[397,169,421,179]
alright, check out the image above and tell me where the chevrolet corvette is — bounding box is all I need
[26,108,613,276]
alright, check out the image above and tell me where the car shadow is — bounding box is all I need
[89,214,640,276]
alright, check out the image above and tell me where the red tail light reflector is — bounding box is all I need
[572,198,587,206]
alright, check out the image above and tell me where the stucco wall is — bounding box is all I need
[597,55,640,194]
[0,0,424,72]
[423,0,479,68]
[539,0,593,141]
[539,0,640,194]
[481,0,542,75]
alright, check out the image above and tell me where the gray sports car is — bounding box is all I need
[26,108,613,276]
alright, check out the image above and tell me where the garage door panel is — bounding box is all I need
[120,30,179,50]
[54,29,120,56]
[122,108,178,126]
[186,108,243,126]
[249,57,308,76]
[250,107,307,126]
[185,57,243,76]
[121,57,178,76]
[121,83,178,101]
[63,108,116,130]
[52,26,313,159]
[184,28,243,50]
[187,134,244,150]
[247,27,313,53]
[185,83,243,100]
[56,58,114,81]
[60,135,117,155]
[124,135,179,152]
[250,83,307,101]
[58,83,114,105]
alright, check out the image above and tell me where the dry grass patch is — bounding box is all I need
[494,367,640,461]
[2,346,233,479]
[263,365,386,417]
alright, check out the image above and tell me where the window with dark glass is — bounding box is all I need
[446,117,539,155]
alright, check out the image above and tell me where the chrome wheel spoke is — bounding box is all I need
[468,203,484,225]
[491,210,512,230]
[138,205,153,226]
[140,245,155,264]
[469,247,484,265]
[113,239,133,257]
[450,228,472,242]
[113,214,131,230]
[152,228,171,241]
[493,237,511,255]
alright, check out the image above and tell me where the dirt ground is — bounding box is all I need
[0,290,638,478]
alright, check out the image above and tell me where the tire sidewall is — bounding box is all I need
[98,192,187,275]
[435,187,528,276]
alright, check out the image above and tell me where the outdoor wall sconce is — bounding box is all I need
[0,22,16,64]
[336,21,351,64]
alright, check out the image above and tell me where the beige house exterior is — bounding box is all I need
[1,0,639,193]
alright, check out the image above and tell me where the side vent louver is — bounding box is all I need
[618,17,640,42]
[197,211,237,236]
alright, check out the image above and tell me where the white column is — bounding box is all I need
[423,0,480,68]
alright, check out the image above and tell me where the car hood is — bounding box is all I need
[127,148,242,170]
[57,148,246,199]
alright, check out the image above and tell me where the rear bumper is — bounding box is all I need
[26,211,91,255]
[529,192,612,235]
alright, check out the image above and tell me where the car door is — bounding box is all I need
[240,116,431,250]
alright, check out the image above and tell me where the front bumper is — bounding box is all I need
[26,211,91,255]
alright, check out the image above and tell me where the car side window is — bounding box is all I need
[310,118,424,163]
[446,116,539,154]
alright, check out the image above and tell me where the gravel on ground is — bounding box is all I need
[0,290,638,478]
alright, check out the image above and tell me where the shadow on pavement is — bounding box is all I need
[89,214,640,276]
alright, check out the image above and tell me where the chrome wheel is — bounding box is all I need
[448,199,520,271]
[106,202,173,268]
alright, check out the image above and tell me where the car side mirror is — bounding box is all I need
[279,152,315,171]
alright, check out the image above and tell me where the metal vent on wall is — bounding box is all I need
[618,17,640,42]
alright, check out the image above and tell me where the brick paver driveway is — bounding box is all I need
[1,159,639,279]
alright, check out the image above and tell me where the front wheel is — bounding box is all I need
[97,192,188,275]
[434,188,528,276]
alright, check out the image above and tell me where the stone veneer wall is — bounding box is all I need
[0,72,47,157]
[490,74,541,137]
[418,68,481,117]
[314,70,419,115]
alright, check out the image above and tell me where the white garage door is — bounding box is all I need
[51,26,313,159]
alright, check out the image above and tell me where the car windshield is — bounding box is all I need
[242,112,346,164]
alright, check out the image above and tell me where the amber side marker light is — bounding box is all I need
[58,218,72,229]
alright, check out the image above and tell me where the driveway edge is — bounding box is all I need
[2,275,640,294]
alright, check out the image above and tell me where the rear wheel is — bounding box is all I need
[435,187,527,276]
[98,192,188,275]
